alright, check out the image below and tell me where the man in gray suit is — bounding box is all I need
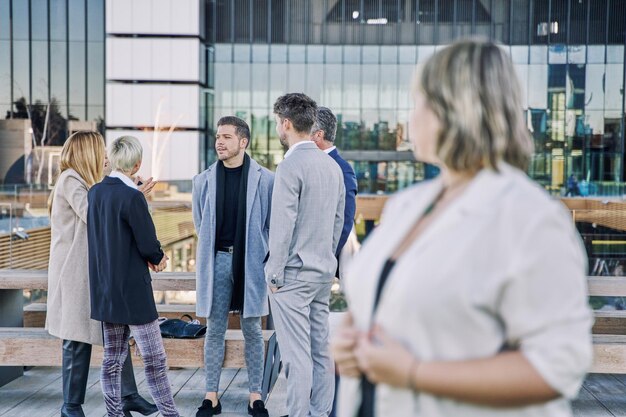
[192,116,274,417]
[266,93,345,417]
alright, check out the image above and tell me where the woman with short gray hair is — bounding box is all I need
[332,39,593,417]
[88,136,180,417]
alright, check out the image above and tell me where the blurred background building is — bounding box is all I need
[1,0,625,196]
[0,0,625,306]
[212,0,626,195]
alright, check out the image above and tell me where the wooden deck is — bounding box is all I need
[0,367,288,417]
[2,368,626,416]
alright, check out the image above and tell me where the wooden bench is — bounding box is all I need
[0,270,281,397]
[23,303,268,329]
[0,328,274,368]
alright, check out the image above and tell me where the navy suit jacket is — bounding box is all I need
[328,148,357,259]
[87,176,164,325]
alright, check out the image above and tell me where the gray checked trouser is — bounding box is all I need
[204,251,265,393]
[101,320,179,417]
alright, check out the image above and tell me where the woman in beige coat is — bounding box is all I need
[47,131,157,417]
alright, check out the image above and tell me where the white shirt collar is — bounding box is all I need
[323,146,337,154]
[109,170,138,189]
[284,140,312,159]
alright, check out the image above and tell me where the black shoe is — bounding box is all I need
[60,403,86,417]
[247,400,269,417]
[196,399,222,416]
[122,393,158,415]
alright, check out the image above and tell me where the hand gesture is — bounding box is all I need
[148,254,169,273]
[354,325,417,388]
[136,176,157,197]
[331,312,362,378]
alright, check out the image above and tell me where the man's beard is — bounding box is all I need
[218,148,240,161]
[279,133,289,148]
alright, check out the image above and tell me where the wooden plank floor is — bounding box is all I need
[4,368,626,416]
[0,367,288,417]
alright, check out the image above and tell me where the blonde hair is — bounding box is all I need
[108,136,143,173]
[416,38,533,172]
[48,131,105,214]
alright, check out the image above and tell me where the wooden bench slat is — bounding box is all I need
[0,270,196,291]
[3,270,626,295]
[23,303,268,329]
[0,328,274,368]
[593,335,626,374]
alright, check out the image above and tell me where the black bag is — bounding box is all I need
[158,314,207,339]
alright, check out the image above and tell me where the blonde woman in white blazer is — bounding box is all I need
[331,39,593,417]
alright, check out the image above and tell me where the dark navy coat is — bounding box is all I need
[87,176,164,325]
[328,148,358,259]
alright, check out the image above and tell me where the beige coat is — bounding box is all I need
[46,169,103,345]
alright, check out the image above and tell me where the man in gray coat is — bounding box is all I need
[192,116,274,417]
[266,93,345,417]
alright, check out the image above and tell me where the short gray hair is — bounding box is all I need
[109,136,143,172]
[312,106,337,143]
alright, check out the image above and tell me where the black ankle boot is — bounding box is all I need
[122,393,158,415]
[60,403,86,417]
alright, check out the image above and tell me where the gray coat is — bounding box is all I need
[46,169,103,345]
[265,141,345,288]
[192,158,274,318]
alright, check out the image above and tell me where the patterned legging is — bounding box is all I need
[204,251,265,393]
[101,320,179,417]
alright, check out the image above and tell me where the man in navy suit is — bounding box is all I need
[311,106,357,263]
[311,107,357,417]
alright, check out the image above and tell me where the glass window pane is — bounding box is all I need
[252,63,269,108]
[69,0,86,41]
[528,64,548,109]
[380,65,397,109]
[342,64,361,110]
[287,63,306,92]
[323,64,342,109]
[233,62,251,110]
[585,64,605,111]
[31,0,49,41]
[50,41,68,117]
[361,64,379,108]
[307,45,324,63]
[69,41,86,119]
[87,43,104,106]
[87,0,105,42]
[288,45,305,63]
[12,0,29,40]
[0,39,10,116]
[305,63,323,102]
[32,41,49,104]
[13,40,30,104]
[51,0,67,41]
[270,44,287,63]
[605,64,624,111]
[589,0,607,44]
[0,0,9,40]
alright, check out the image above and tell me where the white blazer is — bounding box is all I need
[339,163,593,417]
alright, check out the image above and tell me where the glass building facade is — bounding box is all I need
[211,0,626,195]
[0,0,106,144]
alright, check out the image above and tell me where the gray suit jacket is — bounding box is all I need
[265,141,345,288]
[192,158,274,318]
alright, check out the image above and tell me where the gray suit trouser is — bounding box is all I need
[269,279,335,417]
